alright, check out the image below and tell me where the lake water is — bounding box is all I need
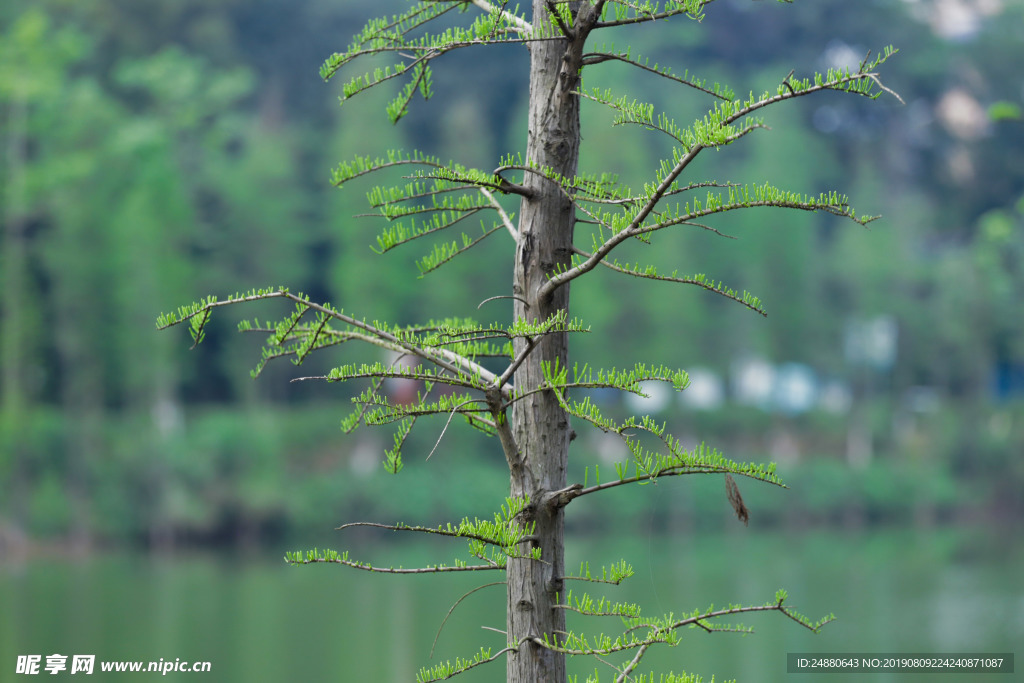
[2,527,1020,682]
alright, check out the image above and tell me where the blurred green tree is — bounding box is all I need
[0,6,319,544]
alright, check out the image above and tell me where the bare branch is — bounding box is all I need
[541,483,585,509]
[864,71,904,104]
[430,582,506,658]
[479,187,519,240]
[426,399,476,460]
[495,333,540,390]
[617,642,651,683]
[478,294,529,309]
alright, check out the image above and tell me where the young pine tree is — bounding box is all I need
[159,1,899,680]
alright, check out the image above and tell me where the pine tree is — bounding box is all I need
[159,2,899,680]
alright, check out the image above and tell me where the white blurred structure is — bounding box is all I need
[624,379,672,415]
[844,315,898,370]
[679,367,725,411]
[731,357,776,409]
[774,363,818,415]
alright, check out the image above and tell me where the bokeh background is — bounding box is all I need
[1,1,1022,681]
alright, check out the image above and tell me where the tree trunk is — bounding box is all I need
[507,4,585,681]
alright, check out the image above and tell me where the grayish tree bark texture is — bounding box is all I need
[507,3,591,680]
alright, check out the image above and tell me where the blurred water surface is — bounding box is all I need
[2,526,1019,682]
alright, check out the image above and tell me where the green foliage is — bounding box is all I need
[416,646,499,683]
[570,672,715,683]
[544,584,831,674]
[596,0,710,25]
[582,46,736,101]
[567,559,635,585]
[988,101,1021,122]
[319,1,530,122]
[284,495,539,573]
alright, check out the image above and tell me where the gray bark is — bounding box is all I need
[506,3,593,680]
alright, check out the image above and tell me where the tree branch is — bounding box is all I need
[593,0,715,29]
[288,553,502,574]
[479,187,519,241]
[162,289,515,400]
[581,50,733,101]
[540,59,899,298]
[530,598,830,658]
[430,582,506,658]
[478,294,529,309]
[541,483,584,510]
[571,246,768,316]
[562,462,786,507]
[495,333,540,390]
[426,399,477,460]
[617,642,652,683]
[449,0,535,36]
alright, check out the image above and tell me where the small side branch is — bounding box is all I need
[573,463,786,501]
[581,51,733,101]
[538,141,706,300]
[529,597,832,659]
[417,640,528,683]
[479,187,519,241]
[159,288,514,400]
[593,1,711,29]
[572,246,768,317]
[286,550,501,574]
[478,294,529,310]
[495,333,540,390]
[426,399,476,461]
[336,520,528,548]
[541,483,584,510]
[485,386,525,475]
[540,51,900,300]
[431,581,506,658]
[617,642,652,683]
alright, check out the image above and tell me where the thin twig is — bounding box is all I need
[478,294,529,310]
[479,187,519,240]
[430,582,506,658]
[426,400,475,460]
[292,555,500,574]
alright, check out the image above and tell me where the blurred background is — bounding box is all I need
[1,0,1022,681]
